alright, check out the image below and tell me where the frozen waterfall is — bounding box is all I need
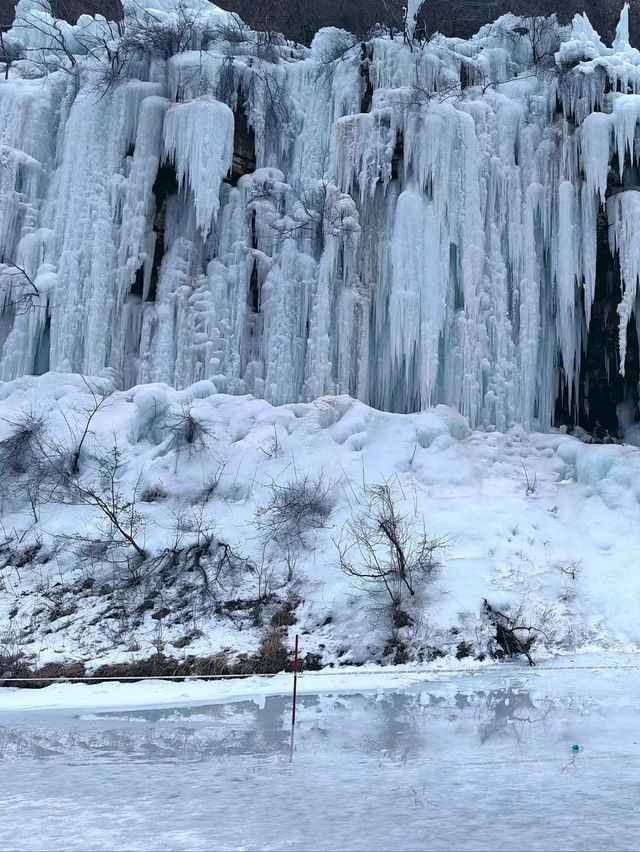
[2,0,640,430]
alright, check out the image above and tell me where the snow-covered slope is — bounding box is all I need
[2,1,640,429]
[1,372,640,671]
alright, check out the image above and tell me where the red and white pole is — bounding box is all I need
[289,633,299,762]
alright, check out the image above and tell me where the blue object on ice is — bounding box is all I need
[571,744,580,752]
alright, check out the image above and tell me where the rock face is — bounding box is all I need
[230,91,256,185]
[2,1,640,433]
[50,1,123,24]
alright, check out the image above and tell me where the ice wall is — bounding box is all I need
[3,0,640,429]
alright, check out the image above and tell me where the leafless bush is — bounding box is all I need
[257,424,283,459]
[94,2,212,89]
[522,462,537,496]
[558,559,582,581]
[254,66,299,137]
[482,599,542,666]
[50,441,148,559]
[253,554,277,600]
[254,627,289,673]
[213,14,249,46]
[165,404,213,460]
[0,412,50,521]
[214,54,237,104]
[256,474,333,577]
[0,255,45,315]
[0,385,148,564]
[140,484,167,503]
[0,382,133,549]
[151,509,252,609]
[0,626,33,677]
[0,31,21,79]
[336,482,446,643]
[0,412,46,479]
[11,0,216,88]
[399,79,462,108]
[58,376,113,476]
[312,28,359,66]
[251,177,359,250]
[196,464,226,503]
[16,1,83,73]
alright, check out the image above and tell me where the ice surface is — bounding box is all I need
[1,662,640,851]
[2,4,640,427]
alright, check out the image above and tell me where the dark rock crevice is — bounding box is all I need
[555,193,640,439]
[145,163,179,303]
[230,90,256,186]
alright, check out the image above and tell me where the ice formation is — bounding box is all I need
[3,0,640,429]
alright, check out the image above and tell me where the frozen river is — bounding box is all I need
[1,662,639,851]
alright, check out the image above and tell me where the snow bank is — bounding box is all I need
[1,651,638,713]
[0,376,639,669]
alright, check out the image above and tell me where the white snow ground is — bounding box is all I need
[1,373,640,669]
[1,659,640,851]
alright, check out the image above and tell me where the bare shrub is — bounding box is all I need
[50,441,148,559]
[0,386,146,563]
[254,627,289,673]
[0,412,46,478]
[253,554,277,601]
[256,474,333,580]
[196,464,226,503]
[558,559,582,581]
[0,626,32,677]
[251,176,360,249]
[165,404,213,460]
[336,482,446,656]
[257,475,333,547]
[213,14,250,46]
[59,376,113,475]
[151,509,252,609]
[140,485,167,503]
[13,0,214,87]
[522,462,537,496]
[482,599,540,666]
[0,32,21,79]
[0,412,49,521]
[188,649,232,676]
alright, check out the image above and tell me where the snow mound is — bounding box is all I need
[0,376,639,670]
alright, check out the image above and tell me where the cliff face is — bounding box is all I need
[3,1,640,432]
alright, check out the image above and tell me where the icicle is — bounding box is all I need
[555,180,579,403]
[608,190,640,374]
[613,4,630,53]
[405,0,422,44]
[389,189,447,409]
[581,112,612,202]
[3,0,640,433]
[163,97,234,238]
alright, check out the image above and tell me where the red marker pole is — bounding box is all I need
[289,633,299,763]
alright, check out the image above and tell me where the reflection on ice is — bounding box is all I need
[0,685,556,763]
[0,678,637,851]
